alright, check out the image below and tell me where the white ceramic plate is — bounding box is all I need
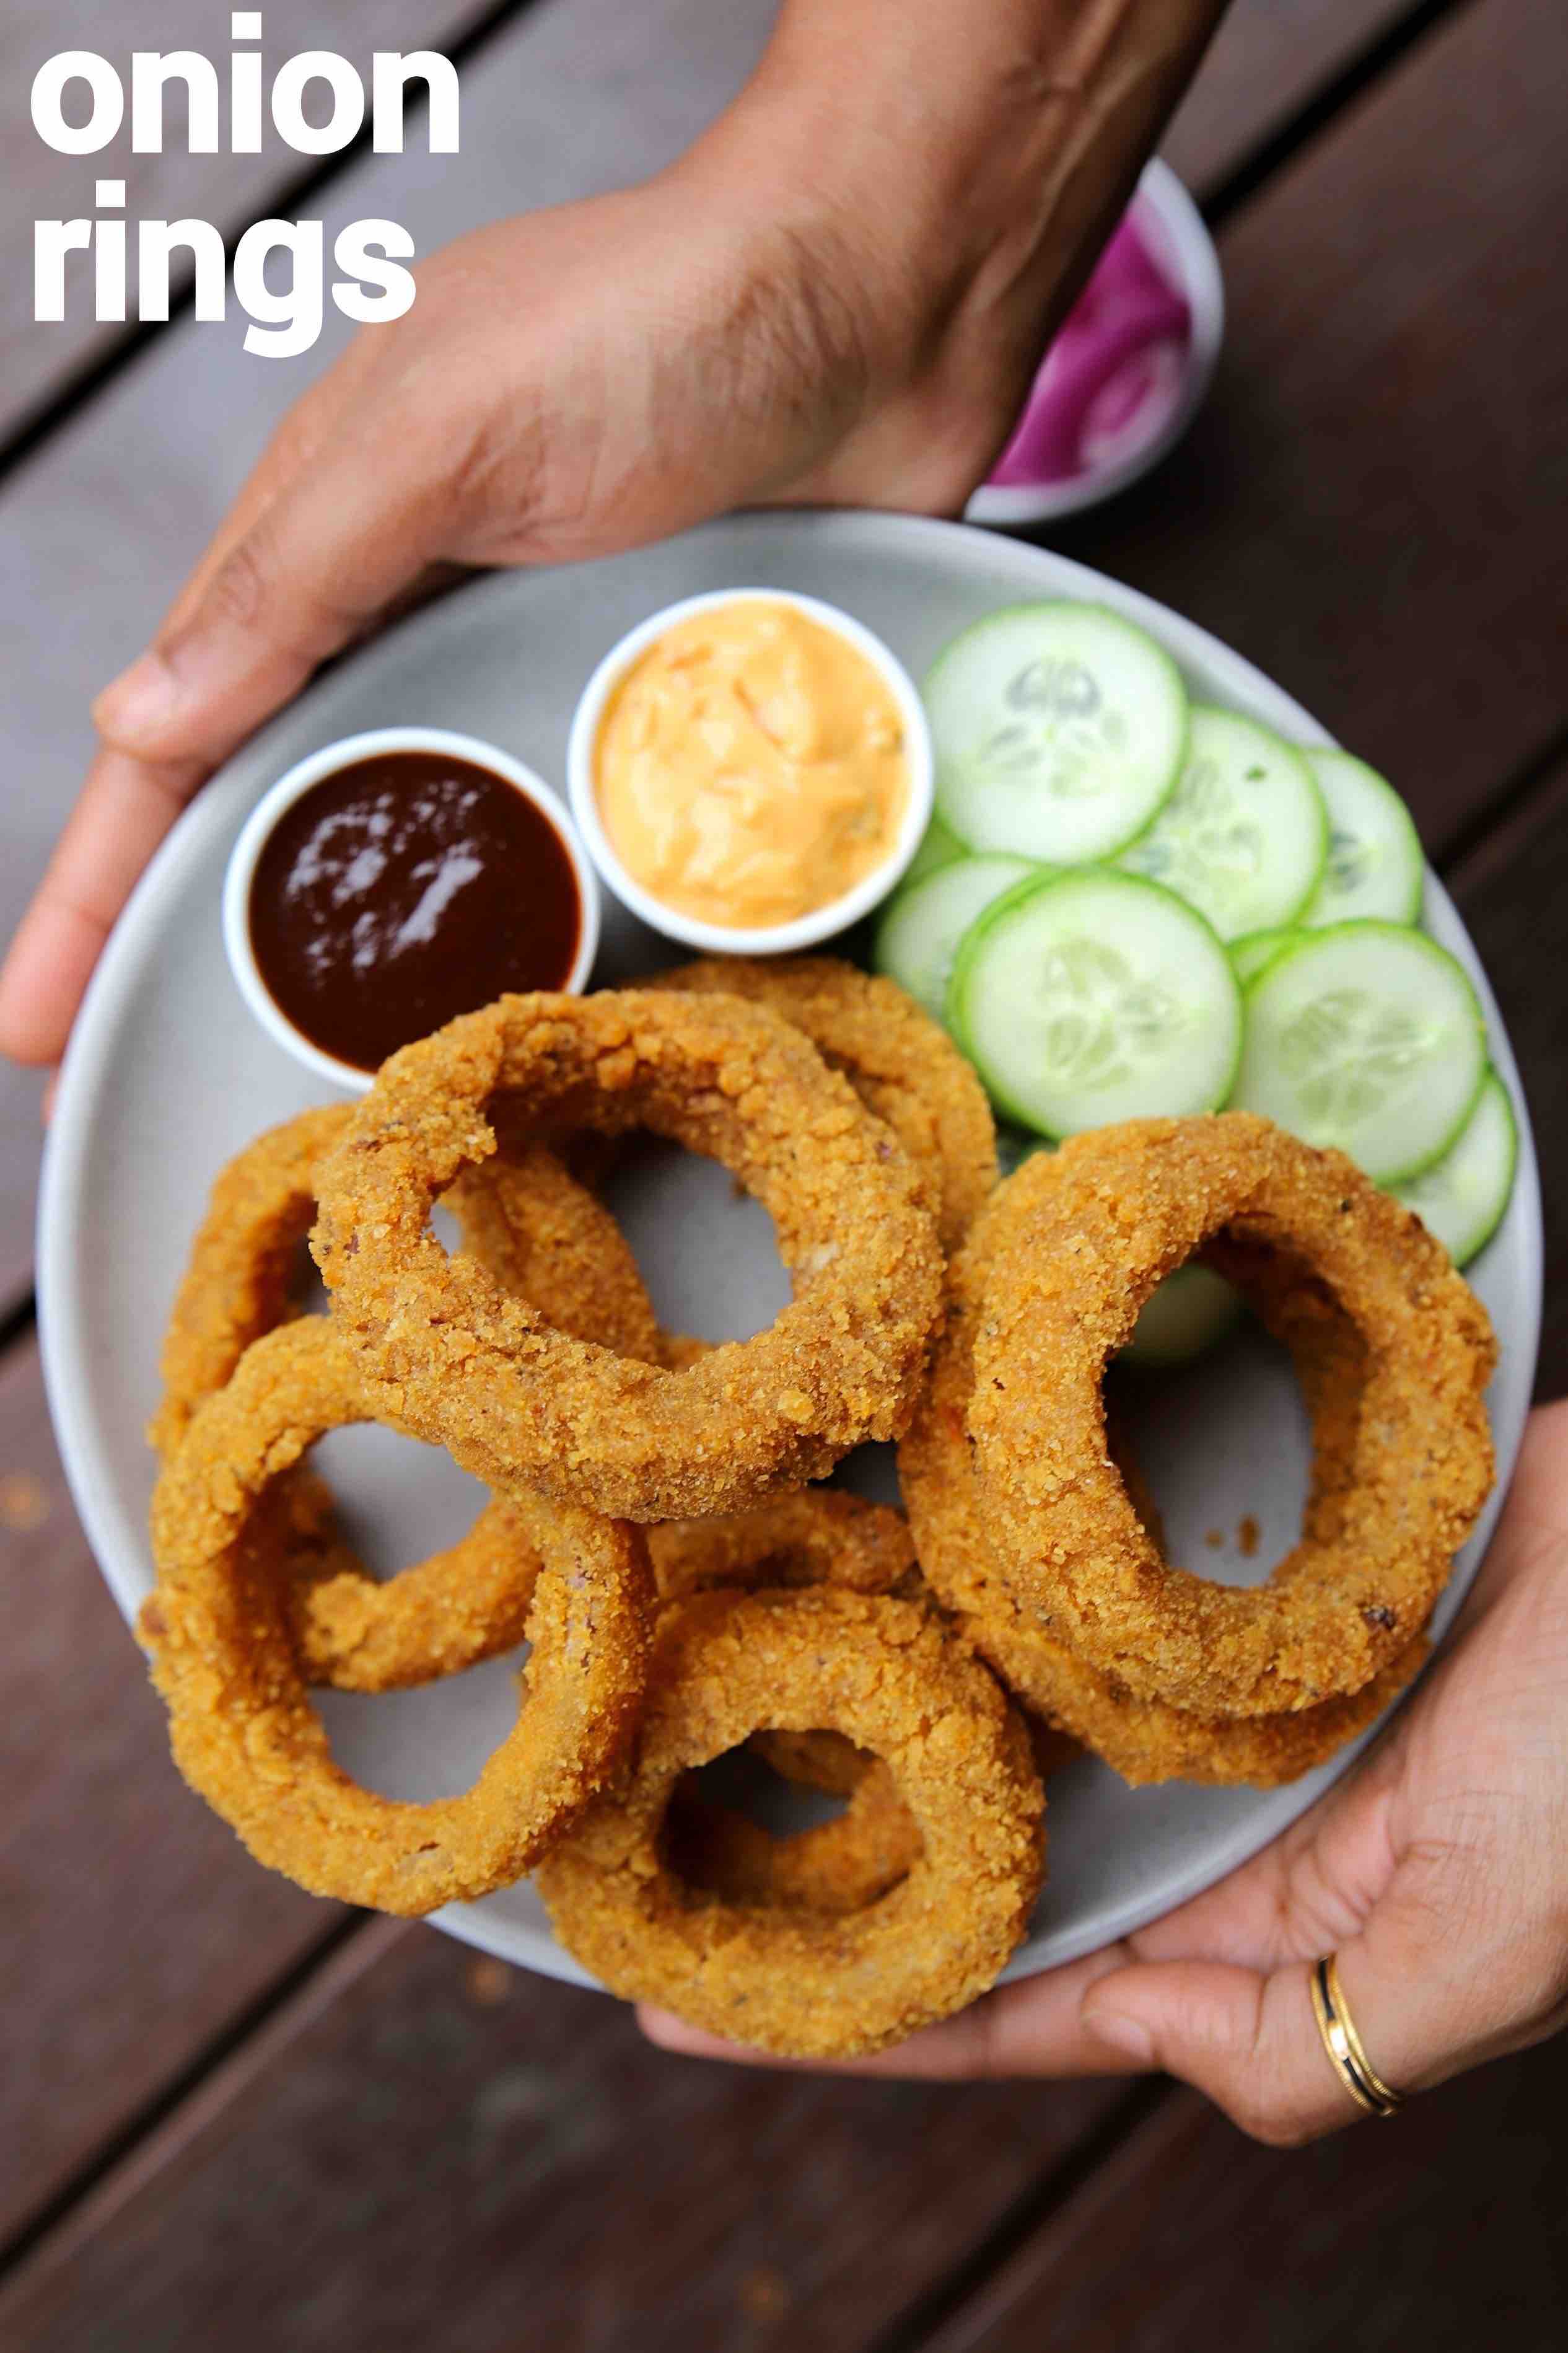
[39,511,1542,1991]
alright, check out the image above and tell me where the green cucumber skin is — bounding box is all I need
[942,869,1071,1077]
[1230,928,1302,985]
[927,601,1190,863]
[901,819,968,890]
[873,853,1038,1027]
[1391,1068,1518,1267]
[1232,920,1489,1185]
[947,868,1243,1138]
[1302,749,1426,928]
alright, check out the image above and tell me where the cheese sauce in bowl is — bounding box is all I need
[569,589,933,955]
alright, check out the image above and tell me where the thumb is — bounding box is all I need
[92,421,459,778]
[1082,1958,1341,2145]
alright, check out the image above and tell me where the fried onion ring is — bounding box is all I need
[139,1316,652,1912]
[651,1487,924,1912]
[536,1588,1042,2058]
[151,1113,662,1691]
[312,991,944,1521]
[665,1756,924,1916]
[901,1245,1427,1784]
[967,1115,1493,1716]
[649,956,997,1252]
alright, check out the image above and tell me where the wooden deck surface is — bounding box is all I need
[2,2,1564,2344]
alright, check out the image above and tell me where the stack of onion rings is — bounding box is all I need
[150,1109,663,1692]
[651,1487,926,1914]
[311,990,944,1520]
[535,1588,1043,2059]
[140,1317,653,1913]
[902,1113,1493,1783]
[649,956,997,1253]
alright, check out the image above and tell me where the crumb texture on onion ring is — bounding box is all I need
[537,1588,1043,2059]
[966,1115,1494,1718]
[649,956,998,1252]
[310,990,945,1521]
[140,1317,653,1914]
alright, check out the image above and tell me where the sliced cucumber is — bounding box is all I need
[948,869,1242,1138]
[926,602,1188,863]
[901,817,968,890]
[873,853,1036,1026]
[1118,706,1327,942]
[1302,750,1425,927]
[1121,1264,1242,1367]
[1232,928,1300,985]
[1391,1068,1517,1266]
[1231,921,1487,1182]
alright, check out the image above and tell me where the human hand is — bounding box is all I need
[642,1397,1568,2144]
[0,0,1233,1075]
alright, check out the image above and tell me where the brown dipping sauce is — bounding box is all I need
[249,749,582,1073]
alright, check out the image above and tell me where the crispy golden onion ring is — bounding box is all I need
[312,991,944,1522]
[139,1317,652,1912]
[966,1117,1492,1717]
[649,956,997,1252]
[652,1487,924,1913]
[665,1756,924,1917]
[648,1485,918,1602]
[536,1588,1043,2058]
[901,1211,1428,1785]
[150,1111,663,1691]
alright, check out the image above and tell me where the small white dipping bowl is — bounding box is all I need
[965,157,1224,530]
[222,723,601,1094]
[566,586,934,957]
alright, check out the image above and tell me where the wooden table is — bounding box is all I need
[2,4,1565,2344]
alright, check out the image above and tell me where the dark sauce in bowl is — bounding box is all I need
[248,749,583,1074]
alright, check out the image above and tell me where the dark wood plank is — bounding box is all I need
[0,1335,342,2256]
[1447,752,1568,1401]
[1064,0,1568,861]
[908,2049,1568,2352]
[0,1922,1126,2353]
[0,0,520,436]
[0,1067,46,1311]
[1161,0,1416,194]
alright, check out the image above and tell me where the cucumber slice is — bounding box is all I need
[1121,1264,1242,1367]
[1232,928,1300,985]
[1391,1068,1517,1267]
[947,869,1243,1138]
[926,602,1188,863]
[1118,706,1328,941]
[1231,921,1487,1182]
[1302,750,1425,927]
[901,817,968,890]
[872,853,1036,1026]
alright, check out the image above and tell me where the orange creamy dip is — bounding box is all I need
[595,599,909,930]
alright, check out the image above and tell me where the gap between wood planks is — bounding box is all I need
[1199,0,1478,228]
[0,0,1475,492]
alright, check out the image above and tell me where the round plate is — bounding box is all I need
[39,511,1542,1992]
